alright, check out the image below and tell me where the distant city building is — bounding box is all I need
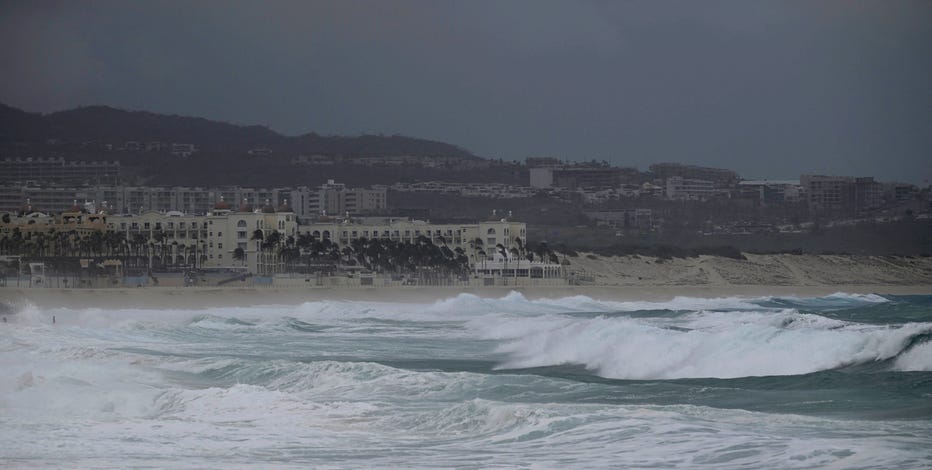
[170,143,196,158]
[801,175,855,213]
[884,182,918,203]
[247,148,273,157]
[665,176,717,201]
[145,141,168,152]
[525,157,563,168]
[854,177,884,212]
[291,154,338,166]
[0,181,387,218]
[390,181,539,199]
[738,180,803,205]
[528,168,555,188]
[529,165,638,189]
[649,162,738,186]
[291,180,388,218]
[0,157,121,185]
[584,209,653,231]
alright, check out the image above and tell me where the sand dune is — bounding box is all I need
[565,253,932,288]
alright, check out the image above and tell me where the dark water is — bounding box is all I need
[1,292,930,468]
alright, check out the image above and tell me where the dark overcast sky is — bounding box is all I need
[1,1,929,183]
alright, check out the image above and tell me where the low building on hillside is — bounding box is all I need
[650,162,739,186]
[665,177,719,200]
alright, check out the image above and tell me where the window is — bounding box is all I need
[218,243,222,249]
[487,228,496,235]
[487,237,495,245]
[237,231,247,239]
[144,223,150,229]
[217,232,222,237]
[237,220,247,228]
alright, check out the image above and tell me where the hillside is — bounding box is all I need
[0,103,477,159]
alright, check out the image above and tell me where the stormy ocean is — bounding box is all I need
[1,292,931,468]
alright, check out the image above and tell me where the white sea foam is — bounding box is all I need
[1,292,928,469]
[893,340,932,372]
[484,311,931,379]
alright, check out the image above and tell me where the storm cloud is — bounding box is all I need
[1,0,929,182]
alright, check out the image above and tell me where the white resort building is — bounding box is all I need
[0,199,562,280]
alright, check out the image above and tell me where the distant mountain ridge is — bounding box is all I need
[0,103,478,159]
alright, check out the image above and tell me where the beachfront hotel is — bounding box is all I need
[2,198,563,282]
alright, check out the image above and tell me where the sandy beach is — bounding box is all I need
[2,253,930,309]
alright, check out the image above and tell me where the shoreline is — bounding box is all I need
[3,284,930,309]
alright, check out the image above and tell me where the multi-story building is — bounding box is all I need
[801,175,855,214]
[105,199,298,274]
[737,180,803,205]
[2,200,559,278]
[0,181,387,218]
[650,163,738,186]
[665,176,717,200]
[584,209,653,231]
[854,177,884,213]
[1,157,121,185]
[529,165,639,189]
[291,180,388,218]
[298,216,527,268]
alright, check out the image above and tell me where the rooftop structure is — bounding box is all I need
[649,162,738,186]
[0,181,387,217]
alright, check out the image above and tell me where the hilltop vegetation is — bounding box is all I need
[0,103,477,159]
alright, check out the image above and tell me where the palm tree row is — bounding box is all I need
[0,228,209,272]
[246,231,471,275]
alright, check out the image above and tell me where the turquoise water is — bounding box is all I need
[1,292,931,468]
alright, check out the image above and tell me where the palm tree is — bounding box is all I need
[232,247,245,266]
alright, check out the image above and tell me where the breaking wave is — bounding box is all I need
[484,310,932,379]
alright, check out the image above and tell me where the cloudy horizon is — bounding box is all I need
[1,0,929,183]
